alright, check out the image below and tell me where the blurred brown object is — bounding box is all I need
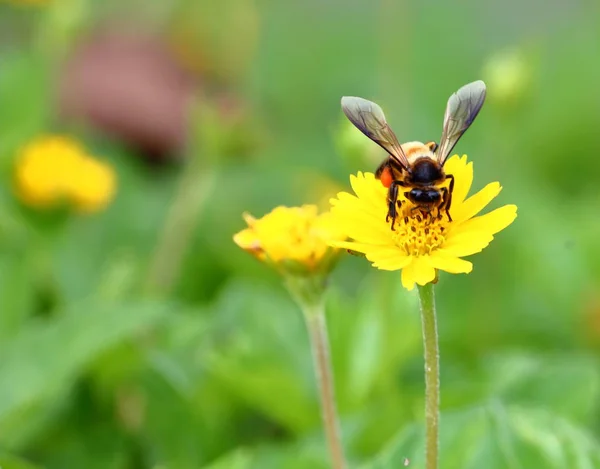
[58,29,198,160]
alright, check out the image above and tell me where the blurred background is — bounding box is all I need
[0,0,600,468]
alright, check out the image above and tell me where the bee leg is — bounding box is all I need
[396,199,405,219]
[408,207,423,223]
[439,188,448,220]
[426,210,434,226]
[386,181,404,230]
[409,206,423,223]
[444,174,455,222]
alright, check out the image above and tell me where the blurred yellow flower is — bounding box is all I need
[67,157,116,213]
[14,135,116,213]
[233,205,346,274]
[329,155,517,290]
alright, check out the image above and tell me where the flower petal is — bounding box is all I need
[233,228,258,249]
[329,240,378,253]
[350,172,387,203]
[412,256,437,286]
[365,247,412,271]
[453,182,501,223]
[330,195,391,244]
[439,230,494,257]
[401,257,436,290]
[454,204,518,236]
[401,259,418,291]
[443,155,473,205]
[428,253,473,274]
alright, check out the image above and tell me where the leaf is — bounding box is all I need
[201,438,330,469]
[0,300,171,424]
[0,53,49,167]
[483,352,600,425]
[327,272,421,410]
[31,415,129,469]
[0,452,43,469]
[205,280,317,433]
[365,403,600,469]
[202,448,254,469]
[0,249,36,340]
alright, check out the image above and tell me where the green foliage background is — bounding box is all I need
[1,0,600,468]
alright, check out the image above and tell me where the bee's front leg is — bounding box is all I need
[385,184,398,230]
[443,174,454,222]
[386,180,407,230]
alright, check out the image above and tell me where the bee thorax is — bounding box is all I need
[409,158,444,184]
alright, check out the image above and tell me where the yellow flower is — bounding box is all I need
[329,155,517,290]
[14,135,116,213]
[233,205,346,274]
[68,157,117,213]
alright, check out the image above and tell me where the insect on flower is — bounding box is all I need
[341,81,486,230]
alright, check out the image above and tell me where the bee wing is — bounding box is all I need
[437,80,486,165]
[341,96,409,170]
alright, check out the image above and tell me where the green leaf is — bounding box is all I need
[484,352,600,425]
[0,249,36,340]
[365,403,600,469]
[0,452,43,469]
[32,414,129,469]
[0,300,171,424]
[201,439,329,469]
[0,52,49,168]
[206,280,316,433]
[202,448,254,469]
[327,272,421,410]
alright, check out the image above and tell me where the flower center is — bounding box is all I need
[391,211,447,257]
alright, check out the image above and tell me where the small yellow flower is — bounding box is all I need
[14,135,116,213]
[329,155,517,290]
[233,205,346,274]
[68,157,117,213]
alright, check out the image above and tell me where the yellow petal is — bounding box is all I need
[329,240,378,253]
[331,197,387,228]
[443,155,473,205]
[330,189,391,244]
[350,172,387,209]
[332,212,391,244]
[401,257,437,290]
[454,204,518,236]
[428,253,473,274]
[233,228,256,248]
[439,230,494,257]
[365,247,412,271]
[401,258,418,290]
[412,256,437,286]
[453,182,501,223]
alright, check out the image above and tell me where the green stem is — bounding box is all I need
[417,283,440,469]
[301,301,347,469]
[143,160,216,297]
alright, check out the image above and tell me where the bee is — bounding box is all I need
[341,80,487,230]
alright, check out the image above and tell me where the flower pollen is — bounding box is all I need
[393,215,447,257]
